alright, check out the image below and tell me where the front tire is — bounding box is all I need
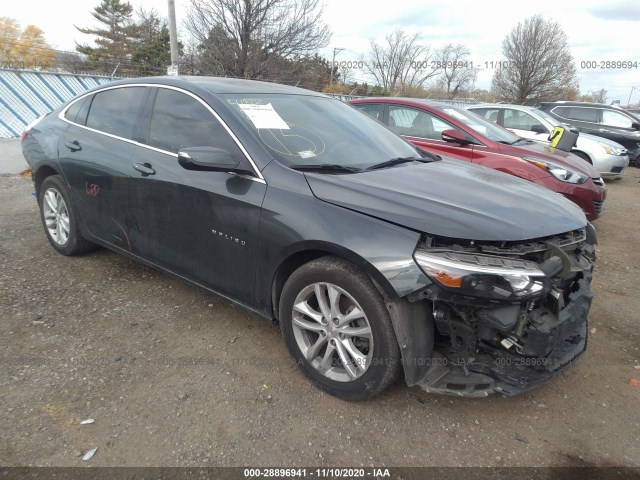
[279,256,401,401]
[38,175,95,256]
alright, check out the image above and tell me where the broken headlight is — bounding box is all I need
[414,250,548,300]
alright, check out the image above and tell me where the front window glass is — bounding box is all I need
[222,95,418,169]
[601,110,634,128]
[389,105,455,140]
[503,109,545,131]
[436,105,520,143]
[147,88,243,158]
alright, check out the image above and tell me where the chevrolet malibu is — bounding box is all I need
[23,77,596,400]
[349,98,607,220]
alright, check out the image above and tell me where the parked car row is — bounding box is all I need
[22,77,597,400]
[466,104,629,177]
[349,98,607,220]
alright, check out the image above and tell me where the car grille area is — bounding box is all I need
[593,200,605,216]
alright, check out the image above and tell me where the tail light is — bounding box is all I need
[21,115,46,141]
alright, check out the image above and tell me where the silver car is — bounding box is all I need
[467,104,629,178]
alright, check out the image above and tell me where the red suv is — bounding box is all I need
[349,98,606,220]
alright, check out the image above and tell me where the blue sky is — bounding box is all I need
[4,0,640,103]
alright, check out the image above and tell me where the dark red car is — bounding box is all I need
[349,98,606,220]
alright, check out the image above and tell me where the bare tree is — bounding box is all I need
[491,15,578,104]
[363,29,439,94]
[590,88,607,103]
[184,0,330,78]
[435,43,475,98]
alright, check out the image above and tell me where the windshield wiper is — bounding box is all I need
[289,164,363,174]
[512,138,533,145]
[365,156,432,171]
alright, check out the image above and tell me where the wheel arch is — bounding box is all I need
[34,164,62,197]
[270,241,398,321]
[572,150,593,163]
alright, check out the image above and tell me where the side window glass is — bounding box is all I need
[474,108,500,123]
[503,109,544,131]
[601,110,633,128]
[147,88,244,159]
[64,95,92,125]
[567,107,598,123]
[353,103,382,121]
[552,106,570,119]
[389,106,455,140]
[86,87,146,139]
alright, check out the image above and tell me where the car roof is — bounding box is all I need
[350,97,454,109]
[95,76,326,97]
[468,103,538,111]
[539,101,620,108]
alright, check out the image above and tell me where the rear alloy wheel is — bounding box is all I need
[38,175,96,256]
[280,257,401,400]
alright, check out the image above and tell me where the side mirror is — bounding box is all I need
[632,122,640,130]
[178,147,241,172]
[441,129,474,145]
[531,124,547,134]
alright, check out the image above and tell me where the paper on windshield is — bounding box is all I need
[238,103,290,130]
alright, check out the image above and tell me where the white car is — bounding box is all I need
[467,104,629,178]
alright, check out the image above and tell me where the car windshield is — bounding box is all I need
[436,105,521,144]
[221,94,419,170]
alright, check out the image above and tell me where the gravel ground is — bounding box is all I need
[0,167,639,468]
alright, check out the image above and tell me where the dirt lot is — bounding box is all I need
[1,167,639,468]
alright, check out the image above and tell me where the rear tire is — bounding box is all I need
[38,175,96,256]
[279,256,401,401]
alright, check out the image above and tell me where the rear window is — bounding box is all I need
[565,107,599,123]
[64,95,92,125]
[86,87,147,139]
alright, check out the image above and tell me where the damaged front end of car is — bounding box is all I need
[402,224,596,397]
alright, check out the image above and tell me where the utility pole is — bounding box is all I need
[168,0,179,75]
[330,47,344,85]
[627,86,639,107]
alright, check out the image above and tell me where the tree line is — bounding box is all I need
[0,1,611,104]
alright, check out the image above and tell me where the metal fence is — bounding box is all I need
[0,69,118,138]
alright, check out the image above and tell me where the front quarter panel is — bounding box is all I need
[254,161,429,316]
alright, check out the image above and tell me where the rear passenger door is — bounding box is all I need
[58,86,150,252]
[130,86,267,305]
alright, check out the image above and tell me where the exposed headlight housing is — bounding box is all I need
[522,156,588,184]
[414,250,548,300]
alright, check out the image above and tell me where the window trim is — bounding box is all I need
[58,83,265,183]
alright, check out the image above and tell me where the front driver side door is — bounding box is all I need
[387,105,475,161]
[129,87,267,306]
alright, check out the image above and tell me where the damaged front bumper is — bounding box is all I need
[399,226,596,397]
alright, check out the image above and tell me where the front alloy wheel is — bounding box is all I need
[280,256,401,401]
[292,282,374,382]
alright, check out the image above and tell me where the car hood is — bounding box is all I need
[505,142,600,177]
[304,159,586,242]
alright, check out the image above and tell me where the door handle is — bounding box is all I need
[133,162,156,176]
[64,140,81,152]
[599,129,609,133]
